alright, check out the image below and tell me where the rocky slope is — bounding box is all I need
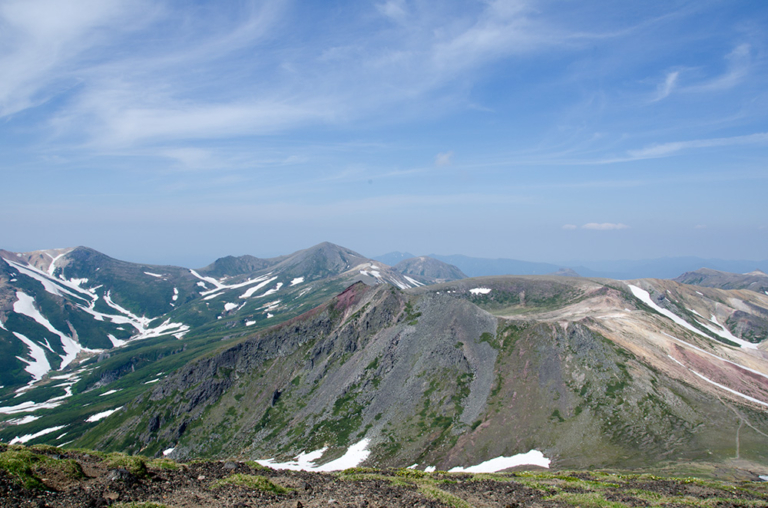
[81,275,768,474]
[3,444,768,508]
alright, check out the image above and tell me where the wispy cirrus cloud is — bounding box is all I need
[626,132,768,159]
[435,151,454,167]
[0,0,155,117]
[685,43,752,93]
[652,71,679,102]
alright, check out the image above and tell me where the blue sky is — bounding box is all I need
[2,0,767,267]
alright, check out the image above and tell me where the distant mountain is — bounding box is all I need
[428,254,562,278]
[409,254,768,280]
[373,251,415,266]
[548,268,581,277]
[675,268,768,294]
[570,257,768,280]
[392,256,466,284]
[197,254,282,278]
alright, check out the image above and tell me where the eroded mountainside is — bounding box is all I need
[84,275,768,474]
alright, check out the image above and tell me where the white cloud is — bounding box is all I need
[435,151,454,167]
[582,223,629,230]
[694,224,707,229]
[562,224,577,230]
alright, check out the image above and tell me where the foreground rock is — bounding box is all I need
[2,445,768,508]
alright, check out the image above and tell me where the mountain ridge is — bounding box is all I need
[2,242,768,477]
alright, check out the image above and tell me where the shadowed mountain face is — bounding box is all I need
[83,275,768,473]
[676,267,768,295]
[392,256,466,284]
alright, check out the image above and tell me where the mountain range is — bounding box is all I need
[1,243,767,477]
[376,252,768,280]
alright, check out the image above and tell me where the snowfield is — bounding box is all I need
[85,407,123,422]
[257,439,371,472]
[9,425,68,445]
[448,450,551,473]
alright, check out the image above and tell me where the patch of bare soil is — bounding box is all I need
[1,445,767,508]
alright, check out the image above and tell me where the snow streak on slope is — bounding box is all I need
[44,249,72,276]
[191,270,276,300]
[403,276,425,287]
[628,284,757,349]
[12,332,51,381]
[85,407,123,422]
[102,291,189,341]
[9,425,67,445]
[239,276,278,299]
[13,291,86,369]
[3,258,87,301]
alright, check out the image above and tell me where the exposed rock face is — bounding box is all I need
[89,276,768,472]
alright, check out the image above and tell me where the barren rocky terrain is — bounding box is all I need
[3,444,768,508]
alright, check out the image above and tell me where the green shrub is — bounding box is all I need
[0,447,84,490]
[104,452,148,477]
[211,473,292,495]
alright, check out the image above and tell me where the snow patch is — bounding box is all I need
[424,466,436,473]
[86,407,123,422]
[246,320,256,326]
[100,389,119,397]
[144,378,160,384]
[12,332,51,382]
[239,276,279,299]
[224,303,238,311]
[257,439,371,472]
[107,334,126,347]
[291,277,305,286]
[448,450,550,473]
[9,425,67,445]
[0,399,65,415]
[144,272,163,278]
[163,447,175,457]
[172,288,179,301]
[470,288,491,295]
